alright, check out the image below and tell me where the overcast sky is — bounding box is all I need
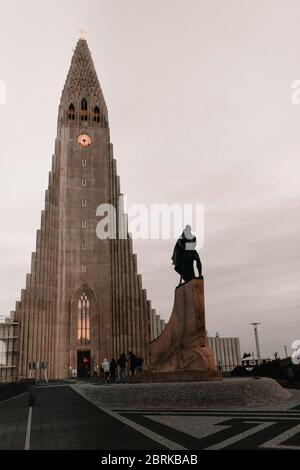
[0,0,299,358]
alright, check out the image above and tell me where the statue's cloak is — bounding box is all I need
[172,232,201,281]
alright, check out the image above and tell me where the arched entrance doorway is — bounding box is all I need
[77,350,91,377]
[70,284,99,377]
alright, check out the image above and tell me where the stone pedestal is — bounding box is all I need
[130,277,220,383]
[76,378,291,409]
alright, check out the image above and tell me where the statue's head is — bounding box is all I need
[183,224,197,249]
[184,224,192,239]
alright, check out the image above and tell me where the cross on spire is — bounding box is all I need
[79,29,87,40]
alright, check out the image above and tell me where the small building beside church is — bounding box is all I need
[207,335,242,372]
[0,317,19,382]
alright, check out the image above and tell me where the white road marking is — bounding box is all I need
[72,385,186,450]
[205,421,275,450]
[102,407,187,450]
[147,415,230,440]
[25,407,32,451]
[260,423,300,449]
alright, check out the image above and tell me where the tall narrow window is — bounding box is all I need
[82,178,86,187]
[81,220,87,228]
[82,158,87,167]
[81,98,88,111]
[81,241,87,250]
[68,103,75,120]
[82,199,87,207]
[81,98,88,121]
[93,106,100,123]
[78,293,90,345]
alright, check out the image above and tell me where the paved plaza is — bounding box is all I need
[1,383,300,450]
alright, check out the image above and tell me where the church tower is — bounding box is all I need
[14,38,154,380]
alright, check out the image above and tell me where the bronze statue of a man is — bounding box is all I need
[171,225,202,284]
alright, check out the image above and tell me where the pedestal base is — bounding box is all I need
[74,378,291,409]
[129,369,221,383]
[149,278,217,377]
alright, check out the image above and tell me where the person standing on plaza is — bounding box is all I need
[110,358,117,383]
[102,358,110,383]
[117,352,127,382]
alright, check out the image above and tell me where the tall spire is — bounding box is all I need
[60,38,107,120]
[11,36,153,382]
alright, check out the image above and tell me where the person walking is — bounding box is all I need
[128,351,138,376]
[102,358,110,383]
[110,358,117,383]
[117,352,127,382]
[136,356,144,374]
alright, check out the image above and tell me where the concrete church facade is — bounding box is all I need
[1,38,157,381]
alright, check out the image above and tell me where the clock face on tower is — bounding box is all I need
[77,134,92,147]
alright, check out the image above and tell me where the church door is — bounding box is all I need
[77,350,91,377]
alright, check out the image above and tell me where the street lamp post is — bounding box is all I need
[250,323,262,365]
[284,345,288,359]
